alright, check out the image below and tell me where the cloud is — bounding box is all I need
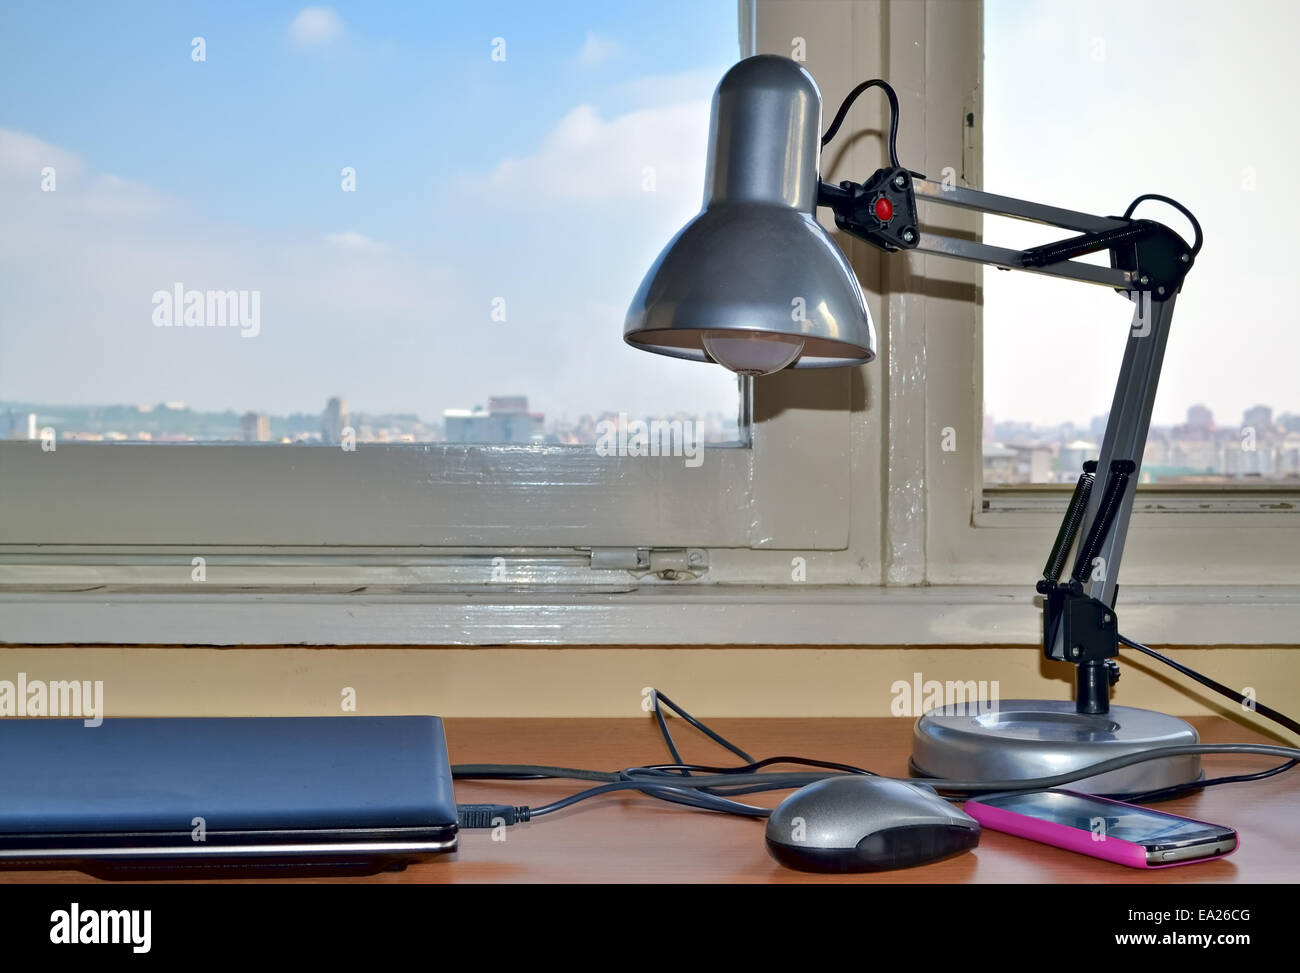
[0,126,462,413]
[0,123,737,424]
[487,98,709,203]
[609,68,720,107]
[0,128,84,178]
[0,127,169,219]
[577,31,621,67]
[289,7,345,46]
[323,230,383,249]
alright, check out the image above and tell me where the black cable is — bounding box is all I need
[1109,758,1298,805]
[458,644,1300,826]
[456,692,874,823]
[454,743,1300,824]
[1118,633,1300,737]
[627,755,878,778]
[452,764,617,782]
[492,752,1300,795]
[457,756,1297,806]
[638,695,880,808]
[1109,632,1300,802]
[526,780,770,819]
[621,757,875,803]
[646,688,754,773]
[821,78,901,167]
[1122,193,1203,256]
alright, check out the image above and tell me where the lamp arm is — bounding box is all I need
[818,167,1199,715]
[817,170,1197,295]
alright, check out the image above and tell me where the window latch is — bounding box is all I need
[587,548,708,581]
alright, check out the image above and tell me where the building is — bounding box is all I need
[1169,439,1217,472]
[0,411,37,440]
[1243,404,1274,433]
[240,411,271,442]
[1185,404,1214,431]
[1057,440,1097,478]
[321,397,349,444]
[1222,440,1277,477]
[983,442,1053,484]
[1280,437,1300,476]
[444,396,545,444]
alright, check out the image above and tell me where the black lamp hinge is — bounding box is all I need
[817,166,921,252]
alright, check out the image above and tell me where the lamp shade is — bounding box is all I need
[624,55,875,374]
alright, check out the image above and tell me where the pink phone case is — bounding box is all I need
[964,790,1237,869]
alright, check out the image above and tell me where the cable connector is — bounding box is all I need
[456,804,531,829]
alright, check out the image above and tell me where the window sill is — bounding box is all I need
[2,584,1297,646]
[980,484,1300,525]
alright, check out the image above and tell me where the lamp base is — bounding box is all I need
[910,699,1202,794]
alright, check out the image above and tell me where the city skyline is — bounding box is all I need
[7,390,1296,435]
[0,393,744,446]
[8,376,1300,484]
[13,390,1300,484]
[984,401,1300,483]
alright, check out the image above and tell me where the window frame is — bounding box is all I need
[3,0,1298,648]
[0,3,870,568]
[911,0,1300,588]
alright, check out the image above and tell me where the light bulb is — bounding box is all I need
[701,331,805,376]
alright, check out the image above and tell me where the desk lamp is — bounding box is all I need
[626,55,1205,792]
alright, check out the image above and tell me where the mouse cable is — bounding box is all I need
[646,688,755,772]
[628,756,879,778]
[457,663,1300,827]
[456,742,1300,827]
[527,781,770,819]
[455,688,768,789]
[456,780,771,827]
[455,742,1300,827]
[455,687,874,798]
[456,690,863,825]
[456,675,1300,824]
[459,746,1300,795]
[495,745,1300,797]
[673,752,1298,804]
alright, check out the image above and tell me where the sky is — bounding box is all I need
[2,1,1295,432]
[983,0,1300,430]
[0,0,741,423]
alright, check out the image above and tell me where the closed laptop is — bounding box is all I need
[0,715,458,877]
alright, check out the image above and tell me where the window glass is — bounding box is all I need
[983,0,1299,484]
[0,1,741,445]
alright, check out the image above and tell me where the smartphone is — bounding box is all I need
[964,789,1237,868]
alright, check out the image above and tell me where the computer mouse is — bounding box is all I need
[765,776,980,872]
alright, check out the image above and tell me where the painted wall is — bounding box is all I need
[1,645,1295,745]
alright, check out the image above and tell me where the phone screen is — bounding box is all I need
[976,790,1232,850]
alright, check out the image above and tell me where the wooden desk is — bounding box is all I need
[3,716,1295,883]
